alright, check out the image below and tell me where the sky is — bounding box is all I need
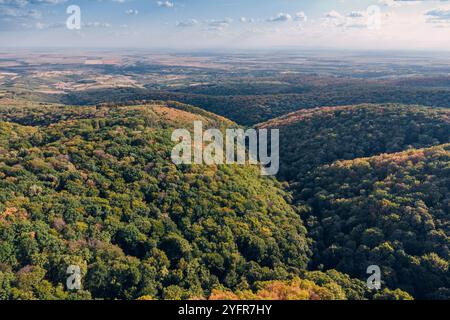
[2,0,450,50]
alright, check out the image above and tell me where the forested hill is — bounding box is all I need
[12,79,450,126]
[0,102,313,299]
[259,104,450,183]
[300,144,450,299]
[0,101,388,300]
[259,104,450,299]
[0,101,432,300]
[0,98,234,128]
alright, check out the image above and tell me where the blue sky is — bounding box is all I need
[2,0,450,50]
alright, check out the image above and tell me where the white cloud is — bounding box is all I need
[322,10,346,27]
[322,10,370,29]
[83,21,112,28]
[378,0,401,7]
[324,10,344,19]
[0,0,68,5]
[176,19,198,27]
[425,7,450,24]
[157,1,174,8]
[240,17,255,23]
[378,0,424,7]
[267,13,292,22]
[294,11,307,22]
[0,6,41,18]
[347,11,365,18]
[0,0,29,6]
[206,18,232,31]
[125,9,138,15]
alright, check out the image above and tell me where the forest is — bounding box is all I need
[0,101,423,300]
[0,80,449,301]
[302,144,450,299]
[10,77,450,126]
[260,104,450,299]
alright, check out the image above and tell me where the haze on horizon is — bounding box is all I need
[1,0,450,51]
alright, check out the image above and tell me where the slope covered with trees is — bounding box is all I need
[301,144,450,299]
[260,104,450,182]
[50,83,450,125]
[0,102,314,299]
[260,104,450,299]
[0,101,436,300]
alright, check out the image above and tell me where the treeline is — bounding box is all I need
[260,104,450,182]
[208,270,412,300]
[47,83,450,125]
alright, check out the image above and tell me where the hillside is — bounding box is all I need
[259,104,450,183]
[0,101,433,300]
[300,144,450,299]
[36,82,450,125]
[259,104,450,299]
[0,102,317,300]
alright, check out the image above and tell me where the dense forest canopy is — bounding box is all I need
[9,75,450,126]
[0,99,447,300]
[260,104,450,299]
[260,104,450,183]
[0,102,316,299]
[301,144,450,299]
